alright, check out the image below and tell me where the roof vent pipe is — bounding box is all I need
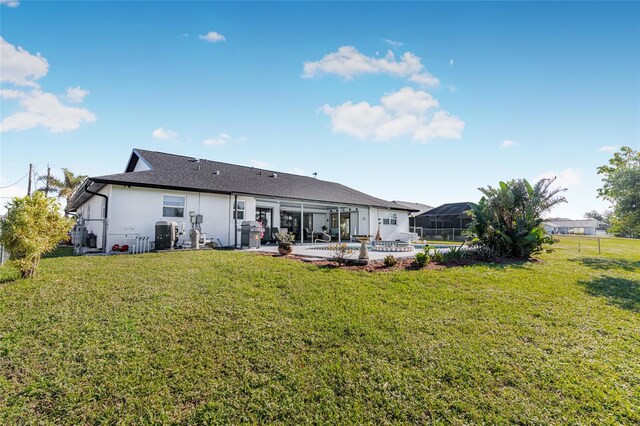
[271,173,278,178]
[213,170,220,175]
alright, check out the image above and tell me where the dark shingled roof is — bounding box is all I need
[391,200,433,216]
[416,202,476,217]
[67,149,417,212]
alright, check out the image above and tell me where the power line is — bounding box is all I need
[0,172,29,189]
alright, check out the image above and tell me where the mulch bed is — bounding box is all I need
[252,251,537,272]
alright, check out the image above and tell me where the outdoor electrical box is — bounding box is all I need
[189,212,203,224]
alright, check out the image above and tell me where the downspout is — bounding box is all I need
[233,194,238,248]
[84,181,109,252]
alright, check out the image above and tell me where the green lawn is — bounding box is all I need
[0,238,638,424]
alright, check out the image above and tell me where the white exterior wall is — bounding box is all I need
[76,185,412,250]
[368,208,410,241]
[106,186,256,249]
[76,185,110,249]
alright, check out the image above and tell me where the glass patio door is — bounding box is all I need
[255,208,272,243]
[339,213,350,240]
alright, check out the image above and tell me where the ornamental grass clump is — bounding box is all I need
[0,192,73,278]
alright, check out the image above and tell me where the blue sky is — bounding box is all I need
[1,1,638,218]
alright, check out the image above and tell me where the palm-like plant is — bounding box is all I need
[57,168,88,203]
[37,168,87,203]
[467,178,567,258]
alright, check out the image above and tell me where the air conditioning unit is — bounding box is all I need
[155,221,178,250]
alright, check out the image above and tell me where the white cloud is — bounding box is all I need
[0,37,49,87]
[0,90,96,133]
[536,168,582,189]
[598,145,619,152]
[383,39,403,48]
[302,46,439,87]
[408,72,440,87]
[380,87,439,115]
[199,31,226,43]
[0,0,20,7]
[320,87,463,143]
[0,88,26,99]
[65,86,89,103]
[152,127,178,140]
[500,139,519,149]
[250,159,274,169]
[413,111,465,142]
[203,133,231,146]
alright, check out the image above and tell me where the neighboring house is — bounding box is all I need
[413,202,476,240]
[542,219,602,235]
[66,149,418,251]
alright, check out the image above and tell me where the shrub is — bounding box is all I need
[415,247,430,267]
[0,193,73,278]
[275,231,294,243]
[443,243,466,263]
[328,243,354,264]
[383,255,397,267]
[467,178,567,258]
[467,244,498,262]
[429,249,446,263]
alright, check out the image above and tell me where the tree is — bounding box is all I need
[597,146,640,237]
[0,192,74,278]
[467,178,567,258]
[36,174,63,196]
[584,209,612,224]
[36,168,87,204]
[57,168,87,203]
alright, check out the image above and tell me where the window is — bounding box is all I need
[383,213,397,225]
[163,195,185,217]
[233,200,245,220]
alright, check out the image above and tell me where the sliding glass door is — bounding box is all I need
[255,207,272,243]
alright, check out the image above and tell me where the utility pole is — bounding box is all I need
[45,164,51,197]
[27,163,33,196]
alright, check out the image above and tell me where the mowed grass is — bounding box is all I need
[0,238,638,424]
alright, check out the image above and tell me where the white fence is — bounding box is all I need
[410,227,468,241]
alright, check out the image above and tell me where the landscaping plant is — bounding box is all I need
[414,246,430,267]
[443,242,467,264]
[467,178,567,258]
[383,254,397,267]
[328,243,354,264]
[0,192,73,278]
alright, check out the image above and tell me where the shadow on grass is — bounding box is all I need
[42,246,75,259]
[571,257,640,272]
[579,275,639,313]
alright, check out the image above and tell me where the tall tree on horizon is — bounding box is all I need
[597,146,640,237]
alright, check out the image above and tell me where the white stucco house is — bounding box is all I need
[542,219,603,235]
[66,149,418,252]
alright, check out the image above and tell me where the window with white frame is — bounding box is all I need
[162,195,185,217]
[233,200,245,220]
[382,213,397,225]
